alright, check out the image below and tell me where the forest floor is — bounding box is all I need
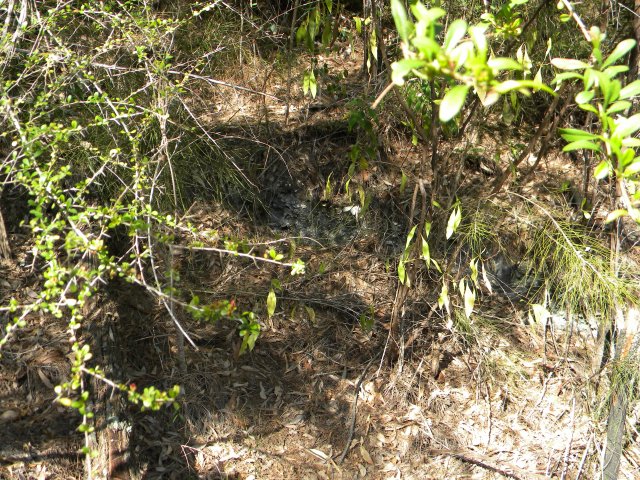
[2,29,640,480]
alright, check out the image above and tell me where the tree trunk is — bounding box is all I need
[85,299,135,480]
[603,305,640,480]
[0,207,11,259]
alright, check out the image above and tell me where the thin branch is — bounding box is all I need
[558,0,592,42]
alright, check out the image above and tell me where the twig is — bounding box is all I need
[371,81,395,109]
[485,383,493,448]
[428,448,547,480]
[172,244,300,268]
[575,432,593,480]
[558,0,592,42]
[336,357,376,464]
[560,395,576,480]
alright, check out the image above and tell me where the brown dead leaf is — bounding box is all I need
[359,444,373,465]
[37,368,54,389]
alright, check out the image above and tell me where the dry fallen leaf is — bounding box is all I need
[307,448,330,461]
[37,368,54,389]
[359,444,373,465]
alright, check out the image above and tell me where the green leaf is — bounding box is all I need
[602,39,637,69]
[603,65,629,79]
[309,70,317,98]
[605,209,628,223]
[614,113,640,138]
[594,160,610,180]
[438,281,450,314]
[488,57,523,71]
[391,0,411,43]
[531,304,549,324]
[305,305,316,323]
[439,85,469,123]
[534,68,542,85]
[469,24,488,56]
[398,259,406,285]
[412,37,441,60]
[410,5,445,25]
[354,16,362,35]
[552,72,583,84]
[575,90,594,104]
[481,263,493,294]
[558,128,599,142]
[470,258,479,288]
[620,80,640,100]
[303,71,310,95]
[623,160,640,176]
[391,59,426,85]
[322,21,332,47]
[443,19,467,53]
[562,140,601,152]
[464,284,475,319]
[421,238,430,267]
[445,206,462,239]
[266,289,276,318]
[607,101,632,115]
[405,225,417,251]
[578,103,598,114]
[296,25,307,44]
[551,58,590,70]
[493,79,555,95]
[400,170,407,194]
[291,259,306,275]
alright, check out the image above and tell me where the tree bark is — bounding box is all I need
[85,299,135,480]
[0,207,11,259]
